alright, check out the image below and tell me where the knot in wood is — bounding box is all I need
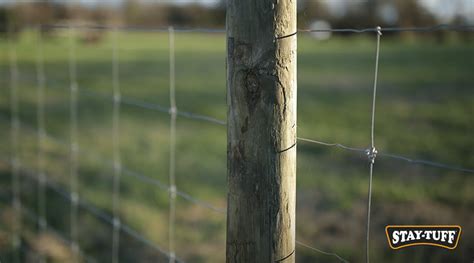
[244,70,261,112]
[245,71,259,93]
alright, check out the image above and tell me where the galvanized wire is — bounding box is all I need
[297,136,474,174]
[365,26,382,263]
[40,23,474,34]
[8,28,21,263]
[0,157,179,262]
[111,28,123,263]
[1,115,227,214]
[67,25,80,261]
[168,26,178,263]
[19,203,98,263]
[296,240,349,263]
[35,26,48,263]
[299,24,474,34]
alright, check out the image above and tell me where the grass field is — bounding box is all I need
[0,30,473,262]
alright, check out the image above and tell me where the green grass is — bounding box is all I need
[0,30,473,262]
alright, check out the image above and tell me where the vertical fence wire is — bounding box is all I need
[365,26,382,263]
[35,26,47,263]
[8,27,21,263]
[111,28,123,263]
[68,25,80,261]
[168,26,177,263]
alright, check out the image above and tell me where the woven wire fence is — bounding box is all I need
[1,24,473,262]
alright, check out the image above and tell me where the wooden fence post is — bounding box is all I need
[226,0,297,262]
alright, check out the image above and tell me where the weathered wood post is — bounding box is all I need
[226,0,297,262]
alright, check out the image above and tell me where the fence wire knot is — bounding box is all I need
[71,192,79,204]
[376,26,382,36]
[113,217,121,228]
[366,147,378,164]
[169,252,176,262]
[169,185,177,199]
[113,92,121,103]
[39,217,47,229]
[113,161,122,173]
[71,82,79,92]
[71,242,80,254]
[12,234,20,247]
[169,106,177,115]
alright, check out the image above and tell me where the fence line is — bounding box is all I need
[377,152,474,173]
[1,111,472,217]
[2,114,348,262]
[299,24,474,33]
[297,137,366,153]
[8,72,227,126]
[40,23,474,34]
[10,73,474,174]
[297,137,474,174]
[41,24,226,33]
[1,112,472,263]
[0,156,183,263]
[0,114,226,214]
[3,23,473,263]
[13,68,474,174]
[0,155,347,263]
[79,87,228,126]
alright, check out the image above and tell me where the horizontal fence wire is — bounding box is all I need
[0,158,349,263]
[80,87,227,126]
[8,74,474,174]
[0,111,472,218]
[0,156,183,263]
[0,115,226,214]
[12,74,226,127]
[297,137,366,153]
[377,152,474,173]
[0,115,348,262]
[39,23,474,34]
[296,240,349,263]
[299,24,474,33]
[40,24,226,33]
[297,136,474,174]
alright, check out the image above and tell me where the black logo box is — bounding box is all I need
[385,225,461,250]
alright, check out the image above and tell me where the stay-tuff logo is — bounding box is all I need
[385,225,461,250]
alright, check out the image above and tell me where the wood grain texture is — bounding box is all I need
[226,0,297,262]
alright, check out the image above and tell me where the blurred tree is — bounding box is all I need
[394,0,437,39]
[297,0,330,28]
[395,0,437,27]
[0,7,9,35]
[123,0,140,25]
[15,1,55,27]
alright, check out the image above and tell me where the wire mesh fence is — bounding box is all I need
[0,23,473,262]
